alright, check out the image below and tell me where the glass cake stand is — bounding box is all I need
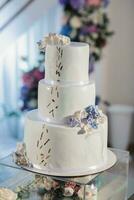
[0,148,129,200]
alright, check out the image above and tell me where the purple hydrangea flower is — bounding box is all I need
[87,117,98,129]
[102,0,110,8]
[67,117,80,127]
[82,25,99,34]
[67,105,103,132]
[85,106,100,129]
[70,0,85,9]
[59,0,69,5]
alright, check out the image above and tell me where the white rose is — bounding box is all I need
[97,116,105,124]
[0,188,17,200]
[80,122,85,129]
[41,33,70,47]
[44,182,52,191]
[63,187,74,197]
[81,111,88,119]
[70,16,82,28]
[92,47,100,56]
[43,177,53,191]
[28,99,37,108]
[77,186,84,199]
[83,125,92,133]
[16,143,25,155]
[79,34,85,41]
[74,111,81,120]
[43,193,53,200]
[78,185,97,200]
[92,33,98,39]
[85,37,91,43]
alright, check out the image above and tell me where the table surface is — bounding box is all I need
[0,148,129,200]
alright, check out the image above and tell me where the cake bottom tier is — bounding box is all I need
[24,110,108,172]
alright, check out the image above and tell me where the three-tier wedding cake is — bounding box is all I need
[24,34,108,175]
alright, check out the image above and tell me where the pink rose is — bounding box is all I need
[86,0,101,6]
[83,25,98,33]
[22,73,34,88]
[33,69,44,81]
[88,25,98,33]
[65,181,76,189]
[74,185,81,194]
[52,180,60,189]
[64,181,76,197]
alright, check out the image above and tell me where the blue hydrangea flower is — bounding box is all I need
[90,121,98,129]
[59,0,68,6]
[60,25,72,37]
[67,105,103,133]
[87,117,94,125]
[85,106,100,129]
[87,117,98,129]
[85,105,100,119]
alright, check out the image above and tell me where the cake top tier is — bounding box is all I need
[38,34,90,83]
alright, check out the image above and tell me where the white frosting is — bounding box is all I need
[45,42,89,82]
[24,110,107,172]
[38,80,95,122]
[23,36,108,174]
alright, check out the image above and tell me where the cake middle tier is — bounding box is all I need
[38,80,95,122]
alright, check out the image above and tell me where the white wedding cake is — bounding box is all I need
[24,34,108,175]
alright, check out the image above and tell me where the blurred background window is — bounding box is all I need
[0,0,62,155]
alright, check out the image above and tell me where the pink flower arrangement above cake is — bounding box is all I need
[86,0,101,6]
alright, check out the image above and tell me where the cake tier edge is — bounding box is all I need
[38,80,95,123]
[24,110,108,171]
[45,42,89,82]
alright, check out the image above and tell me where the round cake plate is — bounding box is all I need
[22,149,117,177]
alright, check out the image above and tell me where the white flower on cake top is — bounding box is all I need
[38,33,70,52]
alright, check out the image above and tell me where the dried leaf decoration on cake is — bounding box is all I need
[47,85,60,118]
[36,124,51,167]
[46,46,64,118]
[38,34,68,118]
[56,46,64,82]
[67,105,105,134]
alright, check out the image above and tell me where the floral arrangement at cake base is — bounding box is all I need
[59,0,114,72]
[0,175,97,199]
[2,175,97,199]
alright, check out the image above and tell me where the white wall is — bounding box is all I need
[96,0,134,106]
[0,0,57,59]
